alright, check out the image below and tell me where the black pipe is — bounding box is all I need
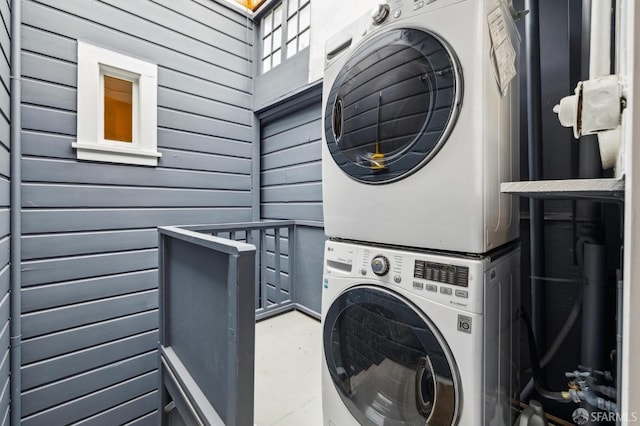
[580,243,608,375]
[521,309,571,403]
[524,0,546,356]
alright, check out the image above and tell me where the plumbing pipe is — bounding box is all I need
[524,0,546,360]
[520,280,583,401]
[580,243,607,372]
[9,0,22,423]
[580,242,608,425]
[589,0,612,78]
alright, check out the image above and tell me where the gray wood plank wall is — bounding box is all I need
[261,100,322,222]
[260,96,325,315]
[0,0,9,423]
[20,0,254,423]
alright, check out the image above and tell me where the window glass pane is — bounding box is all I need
[273,4,283,28]
[299,5,310,31]
[104,75,133,143]
[263,12,272,34]
[300,0,310,6]
[299,28,310,50]
[287,15,298,41]
[263,34,272,55]
[263,56,271,72]
[288,0,298,17]
[286,39,297,58]
[272,49,282,67]
[273,27,282,50]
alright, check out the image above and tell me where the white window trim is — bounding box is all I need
[73,41,161,166]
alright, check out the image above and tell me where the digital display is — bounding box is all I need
[414,260,469,287]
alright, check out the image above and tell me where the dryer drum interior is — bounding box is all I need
[325,28,461,184]
[323,286,460,425]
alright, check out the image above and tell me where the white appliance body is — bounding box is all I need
[321,240,520,425]
[322,0,520,254]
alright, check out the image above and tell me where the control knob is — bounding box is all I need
[371,4,390,25]
[371,255,390,276]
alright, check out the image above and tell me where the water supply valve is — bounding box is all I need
[553,75,624,170]
[564,369,619,413]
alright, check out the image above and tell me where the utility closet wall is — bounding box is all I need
[18,0,253,423]
[0,0,9,424]
[260,93,324,314]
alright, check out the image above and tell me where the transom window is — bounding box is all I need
[261,0,310,73]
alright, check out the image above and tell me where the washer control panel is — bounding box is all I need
[414,260,469,287]
[324,241,485,314]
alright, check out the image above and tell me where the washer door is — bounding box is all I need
[324,286,460,425]
[325,28,461,184]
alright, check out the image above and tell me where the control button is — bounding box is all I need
[394,275,402,284]
[425,283,438,292]
[413,281,424,290]
[360,268,367,276]
[440,287,452,295]
[371,3,390,25]
[393,9,401,18]
[371,255,390,276]
[413,1,424,10]
[455,289,469,298]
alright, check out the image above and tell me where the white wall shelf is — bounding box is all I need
[501,178,624,201]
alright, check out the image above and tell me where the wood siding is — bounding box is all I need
[20,0,254,423]
[0,0,9,423]
[260,95,324,314]
[260,100,323,222]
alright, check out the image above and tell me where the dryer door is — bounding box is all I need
[323,286,460,425]
[325,28,461,184]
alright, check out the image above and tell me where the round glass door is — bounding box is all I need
[325,28,461,184]
[324,286,460,425]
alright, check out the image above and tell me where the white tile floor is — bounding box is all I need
[254,310,323,426]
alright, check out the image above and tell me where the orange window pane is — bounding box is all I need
[104,75,133,143]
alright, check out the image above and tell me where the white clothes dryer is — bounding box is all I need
[321,239,520,425]
[322,0,520,254]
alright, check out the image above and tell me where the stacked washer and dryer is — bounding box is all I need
[320,0,522,425]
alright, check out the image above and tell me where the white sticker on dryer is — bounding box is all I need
[488,6,517,95]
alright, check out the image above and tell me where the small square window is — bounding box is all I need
[104,75,133,143]
[73,41,160,166]
[272,49,282,68]
[273,4,283,28]
[287,0,297,17]
[287,15,298,41]
[299,5,310,30]
[286,39,297,59]
[263,34,272,54]
[273,28,282,50]
[299,29,310,50]
[263,11,272,34]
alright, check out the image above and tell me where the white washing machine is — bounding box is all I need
[322,0,520,254]
[321,239,520,425]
